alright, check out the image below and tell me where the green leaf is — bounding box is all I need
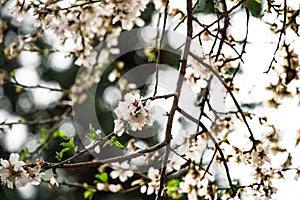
[124,123,131,134]
[19,147,29,160]
[95,172,108,183]
[18,118,25,123]
[111,136,125,149]
[39,128,47,140]
[83,182,89,189]
[55,136,78,160]
[224,67,237,75]
[53,130,67,139]
[10,69,16,78]
[145,50,157,62]
[246,0,263,17]
[83,190,94,200]
[55,152,63,160]
[103,136,124,149]
[166,179,180,197]
[193,0,215,14]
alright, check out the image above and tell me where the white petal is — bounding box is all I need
[135,18,145,27]
[110,170,119,179]
[147,186,154,195]
[94,145,100,154]
[9,153,20,165]
[97,183,105,191]
[125,170,134,178]
[140,185,147,193]
[109,184,122,193]
[1,159,10,168]
[119,174,127,182]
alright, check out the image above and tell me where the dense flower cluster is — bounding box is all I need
[113,93,154,136]
[0,153,43,189]
[179,168,215,200]
[184,60,209,93]
[140,167,160,195]
[6,0,149,67]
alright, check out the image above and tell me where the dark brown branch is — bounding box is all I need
[264,0,287,73]
[215,0,229,61]
[6,79,67,93]
[201,148,217,180]
[155,144,170,200]
[0,116,63,127]
[156,1,193,199]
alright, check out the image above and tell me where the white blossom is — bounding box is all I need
[168,152,186,171]
[112,0,149,30]
[0,153,29,189]
[50,174,59,187]
[110,162,134,182]
[140,167,160,195]
[113,93,154,136]
[97,183,122,193]
[185,67,207,93]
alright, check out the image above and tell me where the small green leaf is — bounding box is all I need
[83,190,94,200]
[53,130,67,139]
[241,102,262,109]
[18,118,25,123]
[166,179,180,197]
[103,140,111,148]
[246,0,263,17]
[55,136,78,160]
[224,67,237,75]
[55,152,63,160]
[19,147,29,160]
[95,172,108,183]
[193,0,215,14]
[145,50,157,62]
[10,69,16,78]
[89,123,95,133]
[124,123,131,134]
[39,128,47,139]
[111,137,125,149]
[83,182,89,189]
[103,136,124,149]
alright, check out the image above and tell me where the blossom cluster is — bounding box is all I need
[6,0,149,67]
[185,57,209,93]
[113,93,154,136]
[0,153,43,189]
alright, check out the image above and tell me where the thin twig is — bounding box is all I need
[27,107,72,159]
[153,0,169,97]
[176,106,237,197]
[189,52,256,150]
[264,0,287,73]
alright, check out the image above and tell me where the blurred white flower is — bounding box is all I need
[110,162,134,182]
[97,183,122,193]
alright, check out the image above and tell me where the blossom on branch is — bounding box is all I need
[113,93,154,136]
[0,153,44,189]
[110,162,134,182]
